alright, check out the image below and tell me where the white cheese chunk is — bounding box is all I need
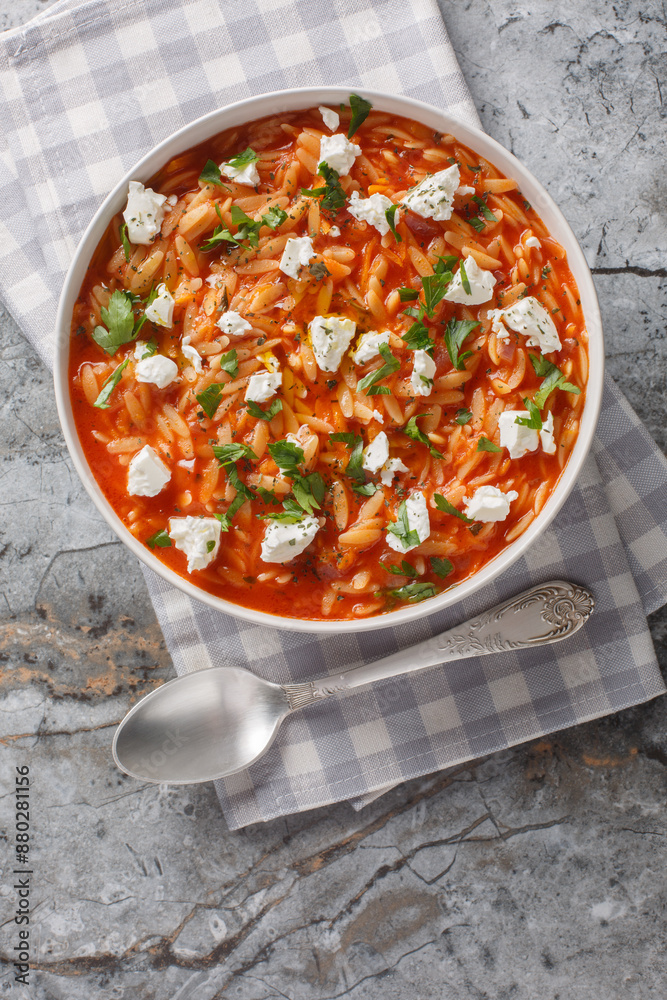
[352,330,390,365]
[181,334,202,373]
[328,225,341,238]
[386,491,430,554]
[319,106,340,131]
[216,310,252,338]
[220,156,260,187]
[135,354,178,388]
[444,255,496,306]
[401,165,460,222]
[362,431,390,473]
[245,371,282,403]
[127,445,171,497]
[166,194,178,207]
[456,185,476,197]
[372,408,384,424]
[346,191,393,235]
[410,349,436,397]
[540,411,557,454]
[279,235,316,279]
[144,283,175,328]
[318,133,361,176]
[380,457,409,488]
[168,516,222,573]
[463,485,518,523]
[308,315,356,372]
[122,181,167,245]
[525,236,541,249]
[133,340,151,360]
[261,516,320,563]
[493,296,561,354]
[498,410,539,459]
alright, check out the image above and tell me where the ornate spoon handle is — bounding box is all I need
[282,581,594,710]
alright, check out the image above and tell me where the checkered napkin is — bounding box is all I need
[1,0,665,829]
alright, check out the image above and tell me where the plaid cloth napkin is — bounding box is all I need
[2,0,665,829]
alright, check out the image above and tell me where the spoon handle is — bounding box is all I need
[282,580,594,710]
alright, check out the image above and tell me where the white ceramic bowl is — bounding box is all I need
[54,87,604,633]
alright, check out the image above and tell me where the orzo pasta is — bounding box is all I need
[69,95,587,621]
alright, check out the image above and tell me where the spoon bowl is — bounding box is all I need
[113,666,289,783]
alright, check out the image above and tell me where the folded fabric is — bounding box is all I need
[1,0,665,830]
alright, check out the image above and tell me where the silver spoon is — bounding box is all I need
[113,580,593,784]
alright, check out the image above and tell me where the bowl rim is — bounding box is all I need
[54,86,604,634]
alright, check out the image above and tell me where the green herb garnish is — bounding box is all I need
[385,204,401,243]
[389,582,437,602]
[331,432,365,483]
[444,318,479,371]
[226,147,259,171]
[430,556,454,578]
[459,259,471,296]
[434,494,473,523]
[196,383,224,419]
[347,93,372,138]
[302,162,347,215]
[401,414,444,458]
[454,407,472,425]
[246,398,283,421]
[529,354,580,408]
[218,348,239,378]
[199,159,229,188]
[92,289,137,355]
[357,342,400,395]
[93,358,129,409]
[477,436,501,452]
[120,223,131,262]
[422,270,453,317]
[398,287,419,302]
[515,397,543,429]
[380,560,419,578]
[387,499,420,550]
[469,216,485,233]
[472,194,496,221]
[146,528,171,549]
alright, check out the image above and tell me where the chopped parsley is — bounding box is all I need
[93,358,129,408]
[430,556,454,578]
[357,342,400,395]
[444,318,479,371]
[398,287,419,302]
[529,354,580,408]
[477,436,501,452]
[196,383,224,419]
[268,439,325,515]
[402,312,433,352]
[515,397,543,429]
[214,495,246,531]
[92,289,137,356]
[401,414,444,458]
[434,493,474,523]
[199,159,229,189]
[454,407,472,425]
[459,259,471,296]
[469,216,485,233]
[301,162,346,215]
[246,398,283,421]
[385,204,401,242]
[146,528,171,549]
[421,269,453,317]
[263,205,288,230]
[380,560,418,578]
[268,439,304,473]
[352,482,380,496]
[472,194,496,221]
[389,582,437,602]
[226,147,259,171]
[120,223,131,262]
[387,499,420,550]
[330,432,365,483]
[218,348,239,378]
[347,93,372,138]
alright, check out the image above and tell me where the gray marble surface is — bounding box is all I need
[1,1,666,997]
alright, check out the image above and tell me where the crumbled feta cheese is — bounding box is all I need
[352,330,390,365]
[372,408,384,423]
[309,315,356,372]
[133,340,150,360]
[216,310,252,338]
[181,334,202,373]
[410,349,436,397]
[444,255,496,306]
[456,185,476,197]
[380,457,409,487]
[498,410,539,459]
[135,354,178,388]
[525,236,541,249]
[492,296,561,354]
[261,516,320,563]
[245,371,282,403]
[401,165,460,222]
[386,491,430,553]
[279,235,316,279]
[127,445,170,497]
[328,225,341,238]
[319,106,340,131]
[319,133,361,176]
[168,516,222,572]
[220,156,260,187]
[346,191,393,235]
[144,283,175,328]
[166,194,178,207]
[122,181,167,245]
[463,485,518,522]
[540,411,557,454]
[362,431,389,473]
[486,308,508,341]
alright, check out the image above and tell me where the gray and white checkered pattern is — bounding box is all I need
[1,0,665,829]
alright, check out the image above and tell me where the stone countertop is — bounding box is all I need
[1,1,666,998]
